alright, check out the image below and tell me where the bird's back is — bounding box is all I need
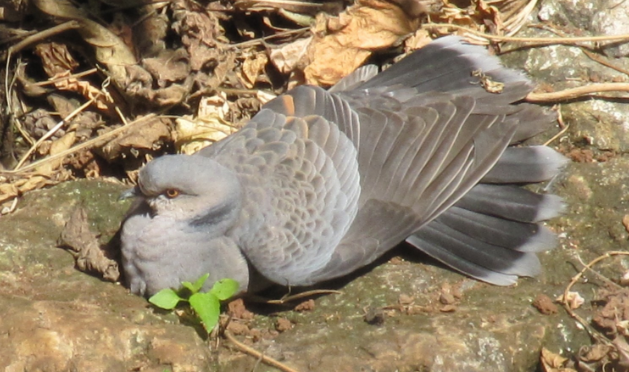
[199,36,565,287]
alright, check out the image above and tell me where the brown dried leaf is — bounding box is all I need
[100,118,172,160]
[133,5,169,56]
[592,289,629,338]
[32,42,112,111]
[35,132,76,175]
[532,294,559,315]
[33,0,137,93]
[0,175,50,204]
[176,93,237,154]
[304,0,417,86]
[579,344,613,363]
[172,2,224,71]
[270,36,312,74]
[59,207,120,282]
[404,29,432,52]
[388,0,442,17]
[151,84,189,107]
[540,348,575,372]
[55,73,113,112]
[34,42,79,77]
[239,52,269,89]
[557,291,585,310]
[235,0,324,15]
[143,48,191,86]
[0,183,19,203]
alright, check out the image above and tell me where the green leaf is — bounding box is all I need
[189,292,220,333]
[210,278,239,300]
[181,273,210,293]
[149,289,182,309]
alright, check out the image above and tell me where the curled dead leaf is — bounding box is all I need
[176,93,238,155]
[33,0,137,95]
[100,118,172,161]
[304,0,418,86]
[270,36,312,75]
[240,52,269,89]
[557,291,585,310]
[59,207,120,282]
[540,347,575,372]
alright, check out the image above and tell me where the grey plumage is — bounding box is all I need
[120,36,566,297]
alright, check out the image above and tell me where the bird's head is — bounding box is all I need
[119,154,250,297]
[123,154,242,230]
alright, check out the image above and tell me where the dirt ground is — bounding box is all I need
[2,0,629,371]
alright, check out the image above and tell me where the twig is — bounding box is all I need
[266,289,343,304]
[543,107,568,147]
[574,254,622,290]
[560,251,629,346]
[0,114,157,175]
[526,83,629,102]
[229,27,309,48]
[530,24,629,77]
[582,48,629,77]
[28,68,98,87]
[422,23,629,46]
[224,330,300,372]
[9,21,81,55]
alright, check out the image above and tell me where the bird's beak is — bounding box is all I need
[119,186,141,201]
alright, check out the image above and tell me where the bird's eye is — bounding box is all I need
[165,189,180,199]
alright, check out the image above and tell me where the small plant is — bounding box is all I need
[149,273,239,333]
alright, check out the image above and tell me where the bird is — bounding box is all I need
[120,36,567,297]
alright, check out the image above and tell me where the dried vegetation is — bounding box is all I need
[3,0,629,371]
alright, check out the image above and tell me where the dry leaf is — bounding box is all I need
[176,93,237,154]
[100,118,171,160]
[270,36,312,74]
[240,52,269,89]
[59,207,120,282]
[143,48,191,86]
[34,42,79,76]
[557,291,585,309]
[532,294,559,315]
[33,0,138,95]
[172,2,224,71]
[304,0,418,86]
[0,183,19,203]
[404,29,432,52]
[0,175,51,205]
[540,348,575,372]
[35,131,76,175]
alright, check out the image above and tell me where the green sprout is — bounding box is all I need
[149,273,239,333]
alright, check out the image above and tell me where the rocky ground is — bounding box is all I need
[2,0,629,371]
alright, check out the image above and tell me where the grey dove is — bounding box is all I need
[120,36,566,297]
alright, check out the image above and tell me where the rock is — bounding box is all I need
[3,9,629,369]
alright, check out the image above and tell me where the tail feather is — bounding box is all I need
[406,145,565,285]
[455,184,565,223]
[407,218,542,285]
[436,206,556,253]
[481,146,567,183]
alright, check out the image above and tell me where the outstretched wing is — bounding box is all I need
[308,37,560,284]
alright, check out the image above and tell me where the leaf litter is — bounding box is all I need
[3,0,625,371]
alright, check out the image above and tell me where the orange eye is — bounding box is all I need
[165,189,180,198]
